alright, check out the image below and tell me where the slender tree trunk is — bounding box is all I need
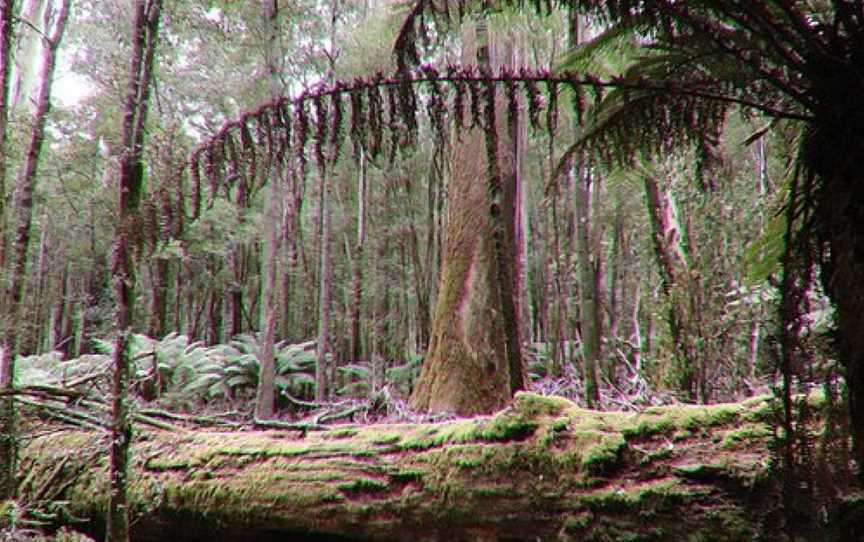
[281,176,298,341]
[348,151,367,362]
[108,2,162,540]
[315,159,332,401]
[314,0,339,401]
[53,262,69,351]
[0,0,14,500]
[230,267,244,336]
[149,226,171,339]
[642,172,696,401]
[34,224,51,353]
[255,0,282,419]
[566,11,600,407]
[0,0,12,273]
[0,0,69,500]
[575,165,600,406]
[207,284,224,345]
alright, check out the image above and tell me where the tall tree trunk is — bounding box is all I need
[53,261,70,352]
[255,0,282,419]
[108,2,162,540]
[0,0,69,499]
[315,159,332,401]
[0,0,14,501]
[207,284,224,345]
[8,0,43,111]
[642,173,696,401]
[148,257,170,339]
[567,11,600,407]
[314,0,339,401]
[0,0,12,272]
[348,151,367,362]
[575,166,601,407]
[410,21,525,415]
[819,168,864,467]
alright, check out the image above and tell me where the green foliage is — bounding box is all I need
[180,335,321,404]
[338,363,372,397]
[385,353,423,396]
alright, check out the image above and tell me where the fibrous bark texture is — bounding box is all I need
[410,24,524,415]
[20,393,847,542]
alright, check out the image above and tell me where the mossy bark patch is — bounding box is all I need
[20,393,793,541]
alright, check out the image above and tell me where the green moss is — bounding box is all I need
[371,433,402,445]
[622,417,675,439]
[673,463,726,482]
[639,446,673,464]
[551,417,570,432]
[672,429,692,441]
[473,485,510,498]
[581,434,627,475]
[721,423,772,449]
[478,413,537,442]
[400,420,478,450]
[512,392,574,417]
[324,427,360,439]
[454,455,484,469]
[563,511,594,533]
[390,469,423,483]
[622,403,747,440]
[579,480,688,514]
[338,478,390,494]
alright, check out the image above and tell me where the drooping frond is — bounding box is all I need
[393,0,844,115]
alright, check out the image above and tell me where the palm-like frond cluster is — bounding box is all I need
[14,332,426,417]
[15,334,316,411]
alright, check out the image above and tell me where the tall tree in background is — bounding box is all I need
[0,0,70,500]
[314,0,340,402]
[567,11,602,407]
[107,0,162,539]
[410,19,526,415]
[254,0,283,420]
[0,0,15,501]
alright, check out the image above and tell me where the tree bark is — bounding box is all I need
[19,393,813,542]
[819,170,864,468]
[0,0,12,272]
[642,172,698,401]
[315,159,332,402]
[575,165,601,406]
[254,0,282,420]
[0,0,12,496]
[314,0,339,401]
[410,21,525,415]
[108,1,162,540]
[348,150,367,363]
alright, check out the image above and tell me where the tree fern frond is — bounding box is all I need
[557,22,643,76]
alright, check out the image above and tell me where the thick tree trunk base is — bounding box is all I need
[18,393,858,541]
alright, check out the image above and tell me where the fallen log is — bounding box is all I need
[16,392,853,541]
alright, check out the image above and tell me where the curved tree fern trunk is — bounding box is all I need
[410,22,524,415]
[819,171,864,467]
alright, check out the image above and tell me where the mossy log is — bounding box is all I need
[18,392,809,541]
